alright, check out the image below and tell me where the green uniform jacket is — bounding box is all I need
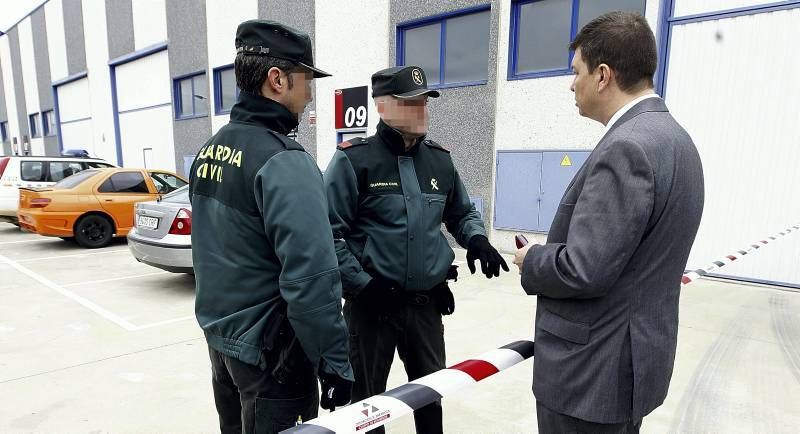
[189,90,353,381]
[324,120,486,297]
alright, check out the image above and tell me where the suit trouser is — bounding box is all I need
[208,345,319,434]
[344,294,446,434]
[536,401,642,434]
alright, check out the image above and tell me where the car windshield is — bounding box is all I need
[162,185,190,204]
[53,169,99,189]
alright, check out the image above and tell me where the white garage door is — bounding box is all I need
[665,6,800,286]
[114,49,175,171]
[56,77,93,154]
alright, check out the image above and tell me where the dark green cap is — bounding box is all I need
[371,66,440,99]
[235,19,331,78]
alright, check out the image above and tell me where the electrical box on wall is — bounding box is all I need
[494,150,590,233]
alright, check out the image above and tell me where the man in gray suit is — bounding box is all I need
[513,12,704,433]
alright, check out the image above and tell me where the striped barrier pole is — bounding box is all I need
[680,223,799,285]
[284,222,800,433]
[283,340,535,433]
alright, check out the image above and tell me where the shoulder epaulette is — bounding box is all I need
[337,137,369,151]
[267,130,304,151]
[423,139,450,153]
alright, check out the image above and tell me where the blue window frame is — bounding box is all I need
[173,72,208,120]
[397,5,491,89]
[214,64,239,114]
[509,0,646,80]
[29,113,41,138]
[42,110,56,136]
[0,121,8,142]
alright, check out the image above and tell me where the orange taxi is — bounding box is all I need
[18,168,187,248]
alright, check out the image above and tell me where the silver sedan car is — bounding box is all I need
[127,185,193,273]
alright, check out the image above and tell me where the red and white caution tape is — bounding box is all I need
[681,223,799,285]
[285,222,799,433]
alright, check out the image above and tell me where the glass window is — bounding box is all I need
[149,172,186,194]
[86,161,115,169]
[216,66,238,113]
[511,0,646,78]
[99,172,149,193]
[517,0,573,74]
[399,7,490,87]
[20,161,46,182]
[175,73,209,119]
[42,111,57,136]
[178,78,193,118]
[162,185,190,203]
[403,23,442,86]
[444,10,490,83]
[578,0,646,30]
[1,121,8,142]
[54,169,98,189]
[48,161,84,182]
[193,74,208,116]
[29,113,40,138]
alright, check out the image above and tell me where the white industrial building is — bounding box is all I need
[1,0,798,287]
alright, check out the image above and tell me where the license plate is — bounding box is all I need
[137,215,159,230]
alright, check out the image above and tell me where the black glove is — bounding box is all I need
[446,265,459,281]
[433,282,455,315]
[358,275,402,307]
[466,235,509,278]
[319,371,353,411]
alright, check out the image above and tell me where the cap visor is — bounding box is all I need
[298,62,332,78]
[392,88,440,99]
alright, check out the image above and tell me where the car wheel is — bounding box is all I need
[74,215,114,248]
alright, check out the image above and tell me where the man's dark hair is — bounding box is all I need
[569,11,657,92]
[234,54,298,95]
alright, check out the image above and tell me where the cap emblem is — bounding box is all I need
[412,68,424,85]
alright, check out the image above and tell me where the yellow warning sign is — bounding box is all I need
[560,155,572,166]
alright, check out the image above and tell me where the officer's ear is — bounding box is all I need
[264,67,285,95]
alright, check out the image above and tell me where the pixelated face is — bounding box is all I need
[284,70,314,118]
[570,48,598,120]
[377,95,429,137]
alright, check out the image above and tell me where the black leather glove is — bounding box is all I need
[319,371,353,411]
[466,235,509,278]
[358,275,402,307]
[446,265,459,281]
[433,282,455,315]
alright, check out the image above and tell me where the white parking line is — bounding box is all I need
[0,239,53,245]
[133,315,196,331]
[16,249,129,263]
[62,271,169,288]
[0,252,138,331]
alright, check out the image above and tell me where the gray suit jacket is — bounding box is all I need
[522,97,704,423]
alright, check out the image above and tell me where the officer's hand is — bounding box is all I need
[319,372,353,411]
[433,282,455,315]
[466,235,509,278]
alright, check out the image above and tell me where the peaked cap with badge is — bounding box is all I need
[371,66,440,99]
[235,19,331,78]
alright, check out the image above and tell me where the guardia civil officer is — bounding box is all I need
[190,20,353,434]
[323,66,508,433]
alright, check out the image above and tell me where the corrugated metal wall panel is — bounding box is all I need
[665,8,800,285]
